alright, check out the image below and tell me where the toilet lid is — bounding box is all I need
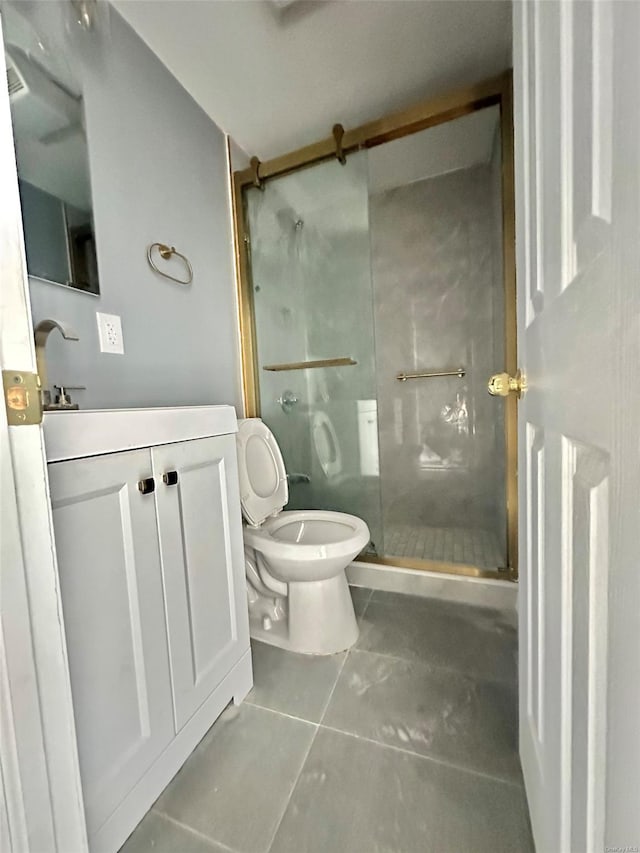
[312,410,342,478]
[237,419,288,526]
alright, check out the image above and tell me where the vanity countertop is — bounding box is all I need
[44,405,238,463]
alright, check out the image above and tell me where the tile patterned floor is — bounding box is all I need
[121,589,533,853]
[384,524,504,569]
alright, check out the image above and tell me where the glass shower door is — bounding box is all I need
[244,151,383,554]
[367,105,508,570]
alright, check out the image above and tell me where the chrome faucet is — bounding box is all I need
[34,319,80,409]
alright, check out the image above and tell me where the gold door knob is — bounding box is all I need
[488,369,526,398]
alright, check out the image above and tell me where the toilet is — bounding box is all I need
[237,418,369,655]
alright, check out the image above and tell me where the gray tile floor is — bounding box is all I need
[385,524,504,569]
[121,589,533,853]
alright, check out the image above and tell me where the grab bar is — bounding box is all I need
[263,357,357,372]
[396,367,465,381]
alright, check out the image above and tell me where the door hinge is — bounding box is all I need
[3,370,42,425]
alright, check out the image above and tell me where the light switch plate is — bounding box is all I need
[96,312,124,354]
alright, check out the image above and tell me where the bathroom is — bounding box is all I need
[2,2,639,853]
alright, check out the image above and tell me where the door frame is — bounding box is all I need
[231,72,519,580]
[0,12,88,852]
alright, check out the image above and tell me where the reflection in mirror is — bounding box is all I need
[3,2,99,294]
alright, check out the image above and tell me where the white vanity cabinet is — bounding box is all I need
[48,448,176,837]
[45,407,252,853]
[151,434,248,730]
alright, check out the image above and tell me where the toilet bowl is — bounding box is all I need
[238,418,369,655]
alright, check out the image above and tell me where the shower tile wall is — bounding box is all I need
[369,162,506,567]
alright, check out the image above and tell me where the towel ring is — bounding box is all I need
[147,243,193,285]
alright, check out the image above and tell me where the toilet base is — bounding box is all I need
[247,571,359,656]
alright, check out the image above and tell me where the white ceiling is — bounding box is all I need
[113,0,512,160]
[368,104,500,193]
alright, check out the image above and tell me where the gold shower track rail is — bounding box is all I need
[263,357,357,372]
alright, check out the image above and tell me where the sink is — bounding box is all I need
[43,405,238,463]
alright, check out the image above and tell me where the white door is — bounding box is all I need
[0,12,88,853]
[152,435,250,730]
[514,1,640,851]
[47,450,175,838]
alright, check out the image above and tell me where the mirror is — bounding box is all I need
[2,3,100,294]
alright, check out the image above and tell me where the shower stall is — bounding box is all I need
[234,75,517,579]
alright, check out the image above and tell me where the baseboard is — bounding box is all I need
[347,560,517,612]
[90,649,253,853]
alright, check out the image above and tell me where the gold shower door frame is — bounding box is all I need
[231,72,518,582]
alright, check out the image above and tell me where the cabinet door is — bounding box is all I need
[48,450,174,837]
[152,435,250,730]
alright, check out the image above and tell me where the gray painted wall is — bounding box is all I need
[27,7,242,411]
[229,138,250,172]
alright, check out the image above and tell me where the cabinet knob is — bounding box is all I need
[138,477,155,495]
[162,470,179,486]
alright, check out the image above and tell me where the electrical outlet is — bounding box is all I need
[96,312,124,354]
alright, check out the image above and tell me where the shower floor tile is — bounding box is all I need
[384,523,504,569]
[120,590,532,853]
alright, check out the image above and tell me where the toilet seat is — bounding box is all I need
[244,509,369,561]
[237,419,288,525]
[238,418,370,578]
[243,510,370,582]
